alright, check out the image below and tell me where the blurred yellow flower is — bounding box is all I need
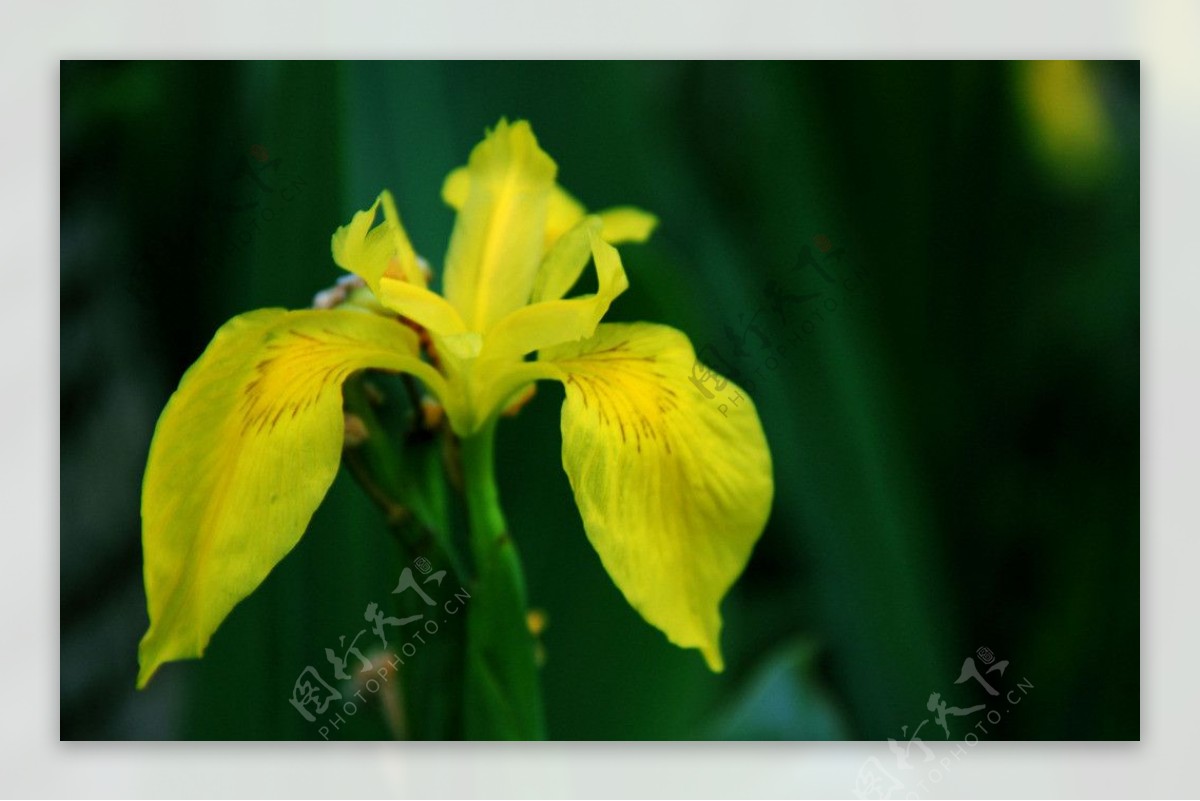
[1018,60,1115,189]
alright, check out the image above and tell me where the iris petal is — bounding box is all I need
[441,120,557,333]
[138,308,446,687]
[331,190,426,293]
[540,323,774,670]
[480,220,627,362]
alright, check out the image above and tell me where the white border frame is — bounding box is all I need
[10,0,1196,796]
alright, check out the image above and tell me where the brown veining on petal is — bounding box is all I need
[239,327,394,436]
[558,346,679,457]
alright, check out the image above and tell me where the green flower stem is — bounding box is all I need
[459,419,546,739]
[342,375,465,739]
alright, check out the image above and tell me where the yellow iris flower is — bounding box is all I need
[137,119,774,689]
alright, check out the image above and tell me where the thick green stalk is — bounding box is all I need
[460,419,546,739]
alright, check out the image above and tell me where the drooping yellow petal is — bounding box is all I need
[441,120,557,333]
[331,190,426,293]
[539,323,773,671]
[138,308,448,688]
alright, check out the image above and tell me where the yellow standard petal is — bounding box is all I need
[441,120,557,333]
[480,219,627,362]
[138,307,447,687]
[463,221,630,432]
[442,154,658,256]
[539,323,774,671]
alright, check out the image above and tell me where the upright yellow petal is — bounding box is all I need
[331,190,426,293]
[459,223,631,433]
[530,214,600,305]
[138,308,447,687]
[539,323,773,670]
[442,165,658,258]
[444,164,584,256]
[442,120,557,333]
[481,220,627,361]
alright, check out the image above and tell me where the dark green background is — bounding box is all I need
[60,61,1139,740]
